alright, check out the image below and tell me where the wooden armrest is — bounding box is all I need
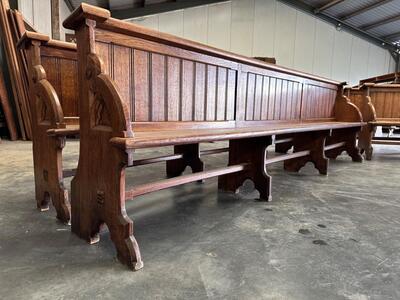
[17,31,50,50]
[47,126,79,137]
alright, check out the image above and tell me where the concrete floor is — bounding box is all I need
[0,140,399,300]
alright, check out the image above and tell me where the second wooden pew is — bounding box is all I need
[346,73,400,159]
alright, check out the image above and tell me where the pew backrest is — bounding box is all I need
[63,3,361,135]
[347,82,400,123]
[40,40,78,124]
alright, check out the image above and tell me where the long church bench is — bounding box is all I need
[33,3,363,270]
[346,73,400,160]
[19,29,304,225]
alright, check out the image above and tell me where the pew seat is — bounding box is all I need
[109,121,364,150]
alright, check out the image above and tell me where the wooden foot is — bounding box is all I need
[218,137,272,201]
[284,130,329,175]
[326,128,363,162]
[365,147,373,161]
[108,212,143,271]
[166,144,204,178]
[358,124,375,161]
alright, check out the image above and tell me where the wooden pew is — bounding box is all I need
[60,4,364,270]
[346,73,400,160]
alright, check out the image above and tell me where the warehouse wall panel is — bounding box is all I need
[313,20,334,79]
[230,0,254,56]
[331,30,352,83]
[207,2,232,50]
[273,1,296,68]
[128,0,396,85]
[253,0,275,57]
[293,10,316,73]
[183,6,208,44]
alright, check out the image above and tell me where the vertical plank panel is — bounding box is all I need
[206,65,217,121]
[392,93,400,118]
[60,59,78,117]
[267,77,276,120]
[291,82,299,119]
[226,69,236,120]
[274,79,282,120]
[216,67,227,120]
[286,81,293,120]
[134,50,150,121]
[246,73,256,120]
[42,57,61,99]
[236,70,248,121]
[113,45,131,108]
[151,53,165,121]
[96,42,111,75]
[254,75,263,120]
[194,63,206,121]
[261,76,270,120]
[167,57,181,121]
[383,92,393,118]
[279,80,288,120]
[182,60,194,121]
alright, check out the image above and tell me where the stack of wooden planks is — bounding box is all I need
[0,0,34,140]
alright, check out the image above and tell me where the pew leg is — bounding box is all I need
[358,124,375,161]
[108,211,143,271]
[284,130,329,175]
[71,149,143,271]
[326,128,363,162]
[218,137,272,201]
[166,144,204,178]
[32,135,70,224]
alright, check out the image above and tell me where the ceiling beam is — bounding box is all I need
[362,13,400,31]
[340,0,394,21]
[112,0,228,19]
[278,0,399,53]
[63,0,75,11]
[384,31,400,41]
[314,0,345,14]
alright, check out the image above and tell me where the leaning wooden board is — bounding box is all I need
[0,69,18,140]
[0,0,32,139]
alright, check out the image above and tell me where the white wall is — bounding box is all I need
[128,0,395,85]
[17,0,72,41]
[18,0,52,37]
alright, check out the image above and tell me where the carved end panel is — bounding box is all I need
[86,53,133,138]
[32,66,65,127]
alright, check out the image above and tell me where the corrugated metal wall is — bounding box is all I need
[129,0,396,85]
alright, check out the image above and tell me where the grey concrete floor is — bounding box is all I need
[0,140,399,300]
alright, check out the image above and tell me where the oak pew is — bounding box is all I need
[61,3,364,270]
[346,73,400,160]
